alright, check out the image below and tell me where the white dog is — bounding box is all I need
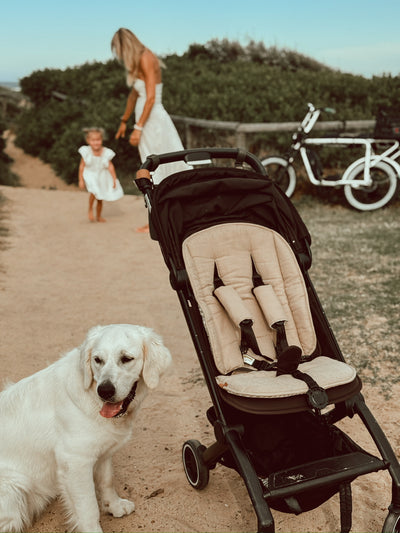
[0,324,172,533]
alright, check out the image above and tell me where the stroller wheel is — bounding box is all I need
[382,511,400,532]
[182,439,210,490]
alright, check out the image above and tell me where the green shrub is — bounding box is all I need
[14,40,400,187]
[0,118,19,186]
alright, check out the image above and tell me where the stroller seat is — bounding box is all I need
[182,222,360,414]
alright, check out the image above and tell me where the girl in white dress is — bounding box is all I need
[112,28,189,232]
[78,127,124,222]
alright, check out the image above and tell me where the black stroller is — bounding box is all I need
[135,148,400,533]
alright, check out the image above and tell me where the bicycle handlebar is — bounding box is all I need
[307,103,336,114]
[301,104,336,134]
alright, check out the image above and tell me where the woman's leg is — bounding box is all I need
[135,224,149,233]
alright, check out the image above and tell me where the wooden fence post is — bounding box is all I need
[235,130,247,150]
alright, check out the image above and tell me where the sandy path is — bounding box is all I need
[4,132,78,191]
[0,138,398,532]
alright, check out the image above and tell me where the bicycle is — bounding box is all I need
[261,103,400,211]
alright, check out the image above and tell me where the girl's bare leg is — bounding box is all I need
[96,200,106,222]
[88,194,95,221]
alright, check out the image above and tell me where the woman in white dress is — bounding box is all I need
[112,27,189,232]
[78,127,124,222]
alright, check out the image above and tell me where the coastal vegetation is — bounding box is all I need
[3,38,400,188]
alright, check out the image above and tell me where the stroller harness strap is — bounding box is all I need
[214,259,327,409]
[251,260,327,407]
[213,265,273,363]
[251,259,303,373]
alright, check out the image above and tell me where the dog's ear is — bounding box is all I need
[80,325,102,390]
[142,329,172,389]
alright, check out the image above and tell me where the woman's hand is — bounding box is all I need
[115,122,127,139]
[129,129,141,146]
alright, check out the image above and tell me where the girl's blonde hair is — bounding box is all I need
[111,28,146,87]
[83,127,105,141]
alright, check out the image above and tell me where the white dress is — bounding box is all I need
[78,145,124,201]
[134,78,190,184]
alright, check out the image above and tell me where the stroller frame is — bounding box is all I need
[135,148,400,533]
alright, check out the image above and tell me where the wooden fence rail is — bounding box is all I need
[170,114,376,150]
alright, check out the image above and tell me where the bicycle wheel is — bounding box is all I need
[344,159,398,211]
[261,156,297,197]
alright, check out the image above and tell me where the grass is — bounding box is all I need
[294,194,400,397]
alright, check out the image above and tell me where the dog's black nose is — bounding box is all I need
[97,380,116,401]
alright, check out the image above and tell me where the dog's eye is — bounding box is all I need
[121,355,134,364]
[94,356,104,365]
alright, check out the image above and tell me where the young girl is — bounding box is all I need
[78,127,124,222]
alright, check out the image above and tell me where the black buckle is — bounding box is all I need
[307,386,329,410]
[292,369,329,411]
[243,354,275,371]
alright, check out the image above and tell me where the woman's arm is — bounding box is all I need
[115,87,139,139]
[129,50,158,147]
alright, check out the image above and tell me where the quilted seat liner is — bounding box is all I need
[182,223,357,400]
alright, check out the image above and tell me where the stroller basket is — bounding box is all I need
[135,148,400,533]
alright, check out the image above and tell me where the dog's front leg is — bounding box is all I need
[57,457,103,533]
[95,456,135,518]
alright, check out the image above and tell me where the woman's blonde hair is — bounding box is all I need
[111,28,146,87]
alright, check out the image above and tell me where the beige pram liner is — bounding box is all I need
[183,222,358,408]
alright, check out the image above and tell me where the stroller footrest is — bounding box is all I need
[261,452,387,498]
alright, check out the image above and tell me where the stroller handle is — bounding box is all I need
[138,148,267,175]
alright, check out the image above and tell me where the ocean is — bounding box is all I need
[0,82,20,91]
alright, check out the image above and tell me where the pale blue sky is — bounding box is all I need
[1,0,400,82]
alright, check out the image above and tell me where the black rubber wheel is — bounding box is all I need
[382,512,400,533]
[261,155,296,197]
[344,159,398,211]
[182,439,210,490]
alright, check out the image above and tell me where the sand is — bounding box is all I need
[0,134,399,532]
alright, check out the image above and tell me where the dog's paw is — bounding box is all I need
[103,497,135,518]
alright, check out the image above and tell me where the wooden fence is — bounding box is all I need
[170,114,376,151]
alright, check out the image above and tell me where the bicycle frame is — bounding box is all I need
[301,137,400,187]
[289,104,400,187]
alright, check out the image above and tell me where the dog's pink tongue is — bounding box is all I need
[100,401,123,418]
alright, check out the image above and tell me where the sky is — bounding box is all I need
[1,0,400,82]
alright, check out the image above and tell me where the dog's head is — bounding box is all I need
[80,324,172,418]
